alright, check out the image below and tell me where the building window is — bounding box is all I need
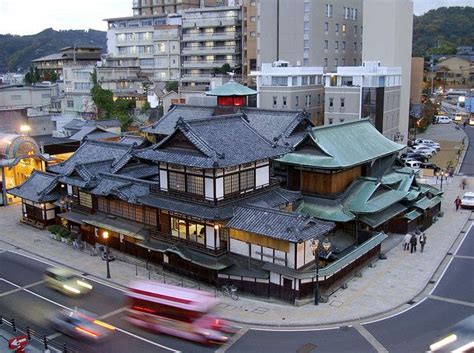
[250,16,256,22]
[240,170,255,191]
[353,58,357,65]
[342,24,346,33]
[324,22,329,32]
[171,217,187,239]
[273,96,277,107]
[304,40,309,49]
[310,76,316,84]
[302,76,308,85]
[282,96,287,108]
[335,58,338,67]
[324,58,328,67]
[329,118,333,124]
[250,0,256,6]
[353,8,358,20]
[344,7,350,19]
[304,2,310,12]
[329,98,334,107]
[335,23,339,33]
[335,41,339,49]
[317,93,321,105]
[271,77,288,86]
[295,96,299,107]
[354,42,357,51]
[224,173,239,195]
[304,21,310,33]
[325,4,333,17]
[340,97,345,108]
[303,58,309,66]
[342,58,345,66]
[188,221,205,244]
[168,172,185,192]
[250,31,256,37]
[186,175,204,196]
[67,100,74,108]
[324,40,328,49]
[292,77,298,85]
[354,25,358,34]
[342,41,346,50]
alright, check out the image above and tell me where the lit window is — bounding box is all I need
[342,24,346,33]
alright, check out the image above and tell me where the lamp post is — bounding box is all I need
[436,170,448,190]
[102,231,111,279]
[310,238,332,305]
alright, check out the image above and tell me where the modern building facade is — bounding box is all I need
[323,61,402,140]
[257,0,363,71]
[62,64,96,118]
[131,0,231,16]
[180,6,242,89]
[241,0,257,86]
[362,0,413,144]
[410,57,424,105]
[251,61,324,125]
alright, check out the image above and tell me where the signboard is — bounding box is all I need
[8,335,28,352]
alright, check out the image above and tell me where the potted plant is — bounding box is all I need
[48,225,60,240]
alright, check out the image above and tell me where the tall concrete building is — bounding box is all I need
[362,0,413,144]
[132,0,228,16]
[251,61,324,125]
[257,0,363,72]
[242,0,257,86]
[181,6,242,89]
[323,61,402,140]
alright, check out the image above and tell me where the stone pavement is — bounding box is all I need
[0,175,472,329]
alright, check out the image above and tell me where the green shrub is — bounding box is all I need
[47,225,61,234]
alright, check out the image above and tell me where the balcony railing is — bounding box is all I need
[182,46,240,55]
[182,17,239,28]
[182,60,239,68]
[181,32,241,42]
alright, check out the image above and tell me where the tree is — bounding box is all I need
[165,81,178,92]
[42,69,58,82]
[91,84,114,118]
[24,65,40,85]
[140,101,151,114]
[213,63,232,76]
[113,98,135,129]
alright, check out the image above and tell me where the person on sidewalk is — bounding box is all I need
[419,233,427,253]
[410,233,417,253]
[455,196,462,211]
[404,233,411,251]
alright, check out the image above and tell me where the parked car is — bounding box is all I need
[460,192,474,209]
[419,162,441,173]
[404,160,421,169]
[436,116,452,124]
[410,145,437,158]
[413,139,441,151]
[400,152,429,163]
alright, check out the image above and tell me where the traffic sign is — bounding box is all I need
[8,334,28,352]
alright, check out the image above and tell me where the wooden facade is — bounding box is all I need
[287,165,362,195]
[22,200,57,227]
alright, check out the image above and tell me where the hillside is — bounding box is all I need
[0,28,106,73]
[413,6,474,57]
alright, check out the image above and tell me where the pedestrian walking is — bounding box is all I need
[404,233,411,251]
[419,233,427,253]
[410,233,417,253]
[455,196,462,211]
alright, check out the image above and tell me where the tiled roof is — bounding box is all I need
[118,136,147,147]
[141,105,311,147]
[137,115,289,168]
[206,80,257,97]
[277,119,405,169]
[90,173,153,204]
[7,170,60,202]
[117,164,159,179]
[227,205,334,242]
[48,140,132,175]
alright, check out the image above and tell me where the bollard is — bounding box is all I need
[163,273,166,283]
[12,318,16,332]
[0,314,2,324]
[63,343,68,353]
[26,326,31,340]
[135,263,138,276]
[181,278,184,287]
[148,269,151,280]
[43,335,48,350]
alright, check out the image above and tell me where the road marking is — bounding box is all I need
[453,221,473,256]
[215,327,249,353]
[46,332,63,340]
[0,279,45,298]
[250,325,345,332]
[362,297,428,325]
[453,254,474,260]
[353,324,388,353]
[429,295,474,308]
[0,277,180,353]
[98,306,128,320]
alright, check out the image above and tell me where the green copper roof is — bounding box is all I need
[413,196,431,210]
[297,202,355,222]
[429,196,443,208]
[277,119,405,169]
[403,209,423,221]
[419,184,444,197]
[206,80,257,97]
[358,203,407,228]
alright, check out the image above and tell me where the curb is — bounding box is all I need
[455,127,469,174]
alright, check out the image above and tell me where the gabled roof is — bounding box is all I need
[136,115,289,168]
[7,170,60,203]
[58,159,114,188]
[141,104,312,146]
[227,205,334,243]
[206,80,257,97]
[48,140,132,175]
[118,136,147,147]
[90,173,153,204]
[277,119,405,169]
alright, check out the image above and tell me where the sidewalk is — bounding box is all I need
[0,174,471,328]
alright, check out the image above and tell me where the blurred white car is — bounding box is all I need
[44,267,93,296]
[461,192,474,209]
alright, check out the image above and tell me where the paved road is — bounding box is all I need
[460,125,474,176]
[0,250,218,353]
[229,221,474,352]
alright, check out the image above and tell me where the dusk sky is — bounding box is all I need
[0,0,472,35]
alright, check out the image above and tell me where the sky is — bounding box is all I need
[0,0,473,35]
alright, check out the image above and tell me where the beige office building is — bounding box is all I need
[257,0,363,71]
[242,0,257,86]
[132,0,228,16]
[410,57,424,105]
[362,0,413,144]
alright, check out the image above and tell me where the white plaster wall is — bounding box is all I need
[304,239,315,266]
[251,244,261,259]
[270,272,280,285]
[205,226,215,249]
[287,243,295,269]
[159,170,168,191]
[205,177,214,200]
[46,210,55,219]
[215,177,224,200]
[230,238,248,256]
[67,185,72,195]
[274,249,286,266]
[255,166,270,188]
[296,242,305,269]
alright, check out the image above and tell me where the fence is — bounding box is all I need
[0,315,80,353]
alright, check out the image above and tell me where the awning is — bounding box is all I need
[57,211,87,225]
[82,214,148,240]
[358,203,407,228]
[403,209,423,221]
[429,196,443,208]
[413,196,431,210]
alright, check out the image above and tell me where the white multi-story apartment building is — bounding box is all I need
[323,61,402,140]
[181,6,242,89]
[251,61,324,125]
[257,0,363,72]
[62,65,96,118]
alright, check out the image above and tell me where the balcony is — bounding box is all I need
[180,75,214,82]
[182,32,241,42]
[182,17,239,29]
[182,60,239,69]
[182,46,240,55]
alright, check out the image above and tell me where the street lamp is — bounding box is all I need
[436,170,449,190]
[310,238,332,305]
[102,231,111,279]
[20,125,30,136]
